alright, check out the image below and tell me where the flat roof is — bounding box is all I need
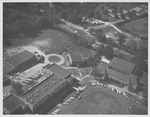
[43,64,71,78]
[21,73,66,105]
[3,74,9,81]
[140,72,148,85]
[3,61,15,74]
[69,53,84,63]
[113,48,135,61]
[5,50,35,67]
[129,75,138,87]
[97,63,130,83]
[101,56,111,64]
[3,94,26,113]
[109,57,136,75]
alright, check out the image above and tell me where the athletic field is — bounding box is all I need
[60,87,147,114]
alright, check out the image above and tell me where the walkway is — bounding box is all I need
[87,18,124,33]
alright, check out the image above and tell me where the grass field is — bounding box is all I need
[48,56,61,63]
[4,29,74,58]
[128,105,147,115]
[58,23,95,44]
[60,87,147,114]
[120,17,148,37]
[72,89,121,114]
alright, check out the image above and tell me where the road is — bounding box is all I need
[87,19,124,33]
[61,18,130,38]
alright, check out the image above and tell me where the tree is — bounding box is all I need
[102,45,114,60]
[97,34,107,44]
[60,9,69,20]
[103,69,110,82]
[118,33,126,45]
[95,11,101,19]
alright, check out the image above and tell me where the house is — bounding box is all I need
[67,53,85,66]
[67,46,95,60]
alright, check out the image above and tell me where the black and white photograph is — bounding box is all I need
[2,1,148,115]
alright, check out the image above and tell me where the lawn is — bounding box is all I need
[128,105,147,115]
[60,87,147,114]
[72,89,121,114]
[58,23,96,44]
[48,56,61,63]
[120,17,148,37]
[63,87,122,114]
[4,29,75,57]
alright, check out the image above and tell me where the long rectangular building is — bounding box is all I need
[20,73,68,113]
[97,63,130,85]
[109,57,137,75]
[3,50,37,75]
[97,57,138,90]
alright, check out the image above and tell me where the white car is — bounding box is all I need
[52,109,61,115]
[52,112,57,115]
[70,97,75,100]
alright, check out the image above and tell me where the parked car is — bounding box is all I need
[78,96,82,100]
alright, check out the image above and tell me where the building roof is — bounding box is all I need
[3,94,26,113]
[101,56,111,64]
[129,74,138,87]
[140,72,148,86]
[113,48,135,61]
[134,69,144,78]
[109,57,136,75]
[5,50,35,67]
[68,46,95,59]
[69,53,84,63]
[43,64,71,78]
[3,61,15,74]
[97,63,130,83]
[21,73,66,105]
[3,74,10,82]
